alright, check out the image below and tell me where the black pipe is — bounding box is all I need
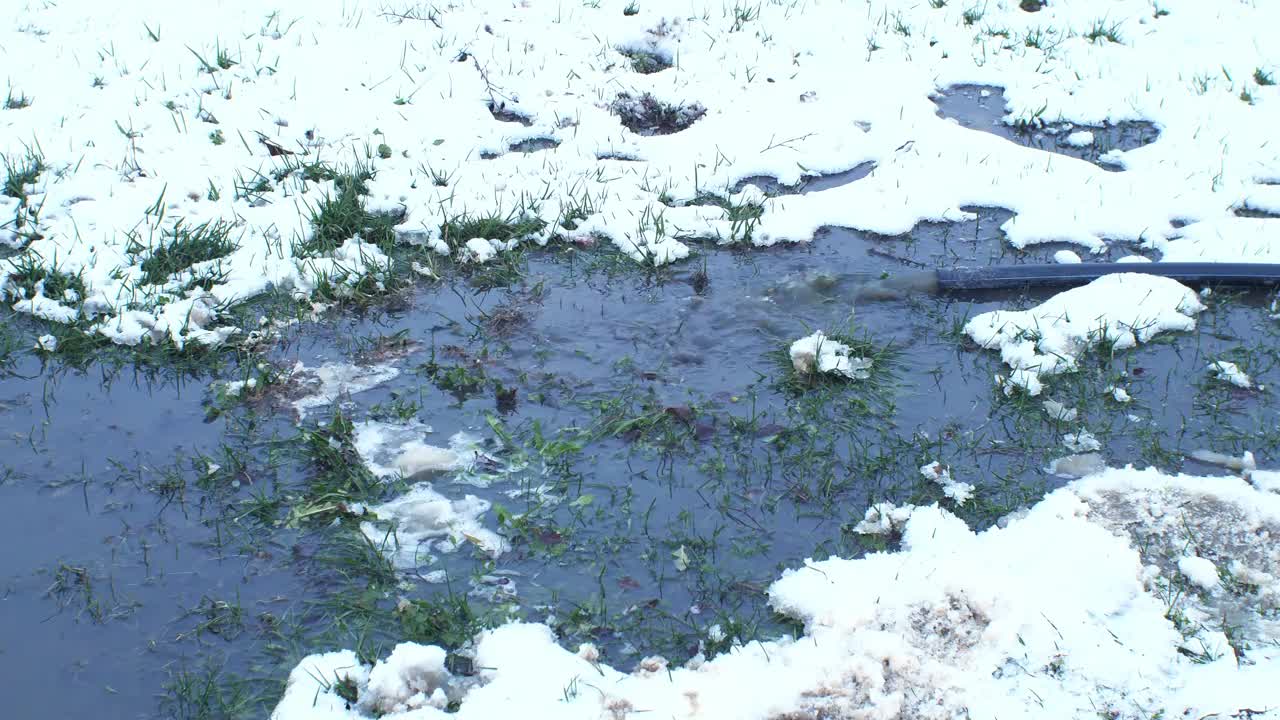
[847,263,1280,300]
[936,262,1280,291]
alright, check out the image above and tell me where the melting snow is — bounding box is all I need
[789,331,873,380]
[362,483,508,569]
[276,467,1280,720]
[967,274,1204,395]
[6,0,1276,349]
[1209,360,1254,389]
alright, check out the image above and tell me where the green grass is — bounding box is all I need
[286,411,386,527]
[688,192,764,244]
[300,168,402,257]
[610,92,706,135]
[439,210,545,249]
[160,661,266,720]
[2,145,45,244]
[189,41,237,73]
[729,2,760,31]
[1255,68,1275,86]
[617,48,670,74]
[4,88,32,109]
[138,219,239,287]
[397,592,483,651]
[774,329,897,395]
[1085,19,1123,44]
[3,147,43,199]
[4,254,87,301]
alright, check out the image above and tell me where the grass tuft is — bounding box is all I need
[1085,18,1123,43]
[439,209,545,250]
[4,254,87,301]
[300,166,403,257]
[618,48,670,74]
[611,93,706,135]
[2,148,43,199]
[137,219,240,287]
[4,88,32,110]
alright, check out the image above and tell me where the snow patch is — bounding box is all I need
[1209,360,1253,389]
[278,467,1280,720]
[362,483,508,568]
[967,274,1204,395]
[789,331,873,380]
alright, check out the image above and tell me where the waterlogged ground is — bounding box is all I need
[4,0,1280,716]
[2,211,1279,716]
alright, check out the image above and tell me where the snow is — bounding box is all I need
[353,423,507,567]
[966,273,1204,395]
[277,466,1280,720]
[1052,249,1082,264]
[789,331,873,380]
[361,643,453,716]
[1190,449,1257,472]
[5,0,1278,348]
[1178,556,1220,590]
[1063,430,1102,453]
[1209,360,1254,389]
[271,650,369,720]
[288,361,401,418]
[362,482,508,569]
[463,238,499,264]
[852,502,918,536]
[1157,218,1280,263]
[1252,470,1280,494]
[1063,130,1095,148]
[1042,399,1078,422]
[351,420,471,479]
[1047,453,1106,479]
[920,461,975,506]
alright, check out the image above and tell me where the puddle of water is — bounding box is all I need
[0,349,309,718]
[932,85,1160,171]
[733,161,876,196]
[1,217,1277,717]
[816,206,1159,271]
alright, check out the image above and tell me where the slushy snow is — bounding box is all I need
[1209,360,1254,389]
[362,483,508,569]
[920,461,975,506]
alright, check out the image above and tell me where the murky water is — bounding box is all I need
[2,101,1278,718]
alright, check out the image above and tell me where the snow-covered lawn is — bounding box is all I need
[4,0,1278,349]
